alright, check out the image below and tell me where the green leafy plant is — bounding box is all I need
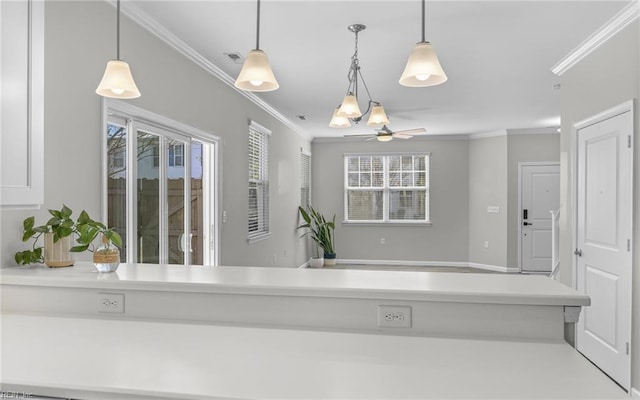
[297,205,335,255]
[14,205,122,265]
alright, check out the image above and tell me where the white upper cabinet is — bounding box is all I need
[0,0,44,208]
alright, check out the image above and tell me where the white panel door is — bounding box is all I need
[576,108,633,390]
[520,164,560,272]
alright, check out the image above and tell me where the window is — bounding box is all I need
[344,153,429,223]
[104,100,218,266]
[168,144,184,167]
[248,121,270,241]
[300,152,311,209]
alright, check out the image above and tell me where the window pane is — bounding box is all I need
[137,131,160,263]
[372,156,384,171]
[416,172,426,187]
[191,141,204,265]
[167,139,186,265]
[360,173,371,187]
[348,157,359,172]
[389,190,426,220]
[360,156,371,172]
[402,156,412,170]
[389,172,401,187]
[415,156,426,171]
[372,172,384,187]
[347,190,383,220]
[106,122,127,262]
[389,156,400,171]
[348,173,359,187]
[402,172,413,186]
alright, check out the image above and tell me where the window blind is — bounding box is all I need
[248,122,270,238]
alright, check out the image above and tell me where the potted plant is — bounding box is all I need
[15,205,123,272]
[297,205,336,267]
[15,205,77,267]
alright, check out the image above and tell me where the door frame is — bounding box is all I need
[571,99,634,388]
[517,161,560,272]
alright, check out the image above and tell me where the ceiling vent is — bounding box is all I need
[224,52,244,64]
[296,115,309,121]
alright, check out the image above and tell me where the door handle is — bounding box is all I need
[523,221,533,226]
[574,248,583,257]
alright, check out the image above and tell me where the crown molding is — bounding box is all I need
[468,129,508,140]
[119,2,309,140]
[551,1,639,76]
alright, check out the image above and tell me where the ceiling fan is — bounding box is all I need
[344,125,428,142]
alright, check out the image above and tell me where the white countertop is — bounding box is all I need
[0,262,589,306]
[0,314,625,399]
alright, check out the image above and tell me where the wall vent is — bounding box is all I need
[224,52,244,64]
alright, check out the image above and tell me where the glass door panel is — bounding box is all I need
[106,116,128,262]
[190,141,204,265]
[166,138,187,265]
[136,130,160,263]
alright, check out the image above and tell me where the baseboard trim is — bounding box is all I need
[337,259,469,268]
[468,263,520,274]
[631,387,640,399]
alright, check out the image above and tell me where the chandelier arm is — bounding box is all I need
[357,68,374,104]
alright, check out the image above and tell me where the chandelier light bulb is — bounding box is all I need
[329,107,352,128]
[337,94,362,118]
[415,74,431,81]
[235,49,279,92]
[367,104,390,126]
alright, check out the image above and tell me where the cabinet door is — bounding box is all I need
[0,0,44,207]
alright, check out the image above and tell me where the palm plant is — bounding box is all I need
[297,205,335,256]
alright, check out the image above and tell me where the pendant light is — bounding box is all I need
[235,0,279,92]
[330,24,389,128]
[399,0,447,87]
[96,0,141,99]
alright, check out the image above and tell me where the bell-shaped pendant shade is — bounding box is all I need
[96,60,141,99]
[329,107,352,128]
[367,104,390,126]
[337,94,362,118]
[234,49,279,92]
[399,41,447,87]
[377,135,393,142]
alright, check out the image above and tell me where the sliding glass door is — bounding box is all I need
[105,109,217,266]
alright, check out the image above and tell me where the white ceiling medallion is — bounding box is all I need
[551,1,639,76]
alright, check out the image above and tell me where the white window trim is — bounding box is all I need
[343,152,431,224]
[247,120,271,243]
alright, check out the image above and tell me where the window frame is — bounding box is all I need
[300,151,311,210]
[343,152,431,225]
[247,121,271,244]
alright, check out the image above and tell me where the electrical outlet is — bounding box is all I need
[380,238,386,245]
[378,305,411,328]
[484,241,489,249]
[97,293,125,313]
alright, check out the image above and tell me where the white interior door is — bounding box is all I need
[520,163,560,272]
[576,107,633,390]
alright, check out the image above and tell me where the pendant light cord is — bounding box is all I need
[255,0,261,50]
[421,0,426,43]
[116,0,121,60]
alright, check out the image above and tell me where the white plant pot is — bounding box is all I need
[44,233,74,268]
[309,257,324,268]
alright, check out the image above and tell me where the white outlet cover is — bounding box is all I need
[378,305,411,328]
[97,293,125,314]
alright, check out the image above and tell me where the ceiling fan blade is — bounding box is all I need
[344,134,376,138]
[393,133,413,139]
[393,128,426,136]
[365,137,377,142]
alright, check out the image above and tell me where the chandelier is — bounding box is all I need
[329,24,389,128]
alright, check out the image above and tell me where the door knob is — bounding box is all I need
[574,248,583,257]
[523,221,533,226]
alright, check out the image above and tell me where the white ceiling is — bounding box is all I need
[128,0,630,138]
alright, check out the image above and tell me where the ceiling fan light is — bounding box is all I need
[377,135,393,142]
[329,107,352,128]
[234,49,279,92]
[399,42,447,87]
[96,60,141,99]
[367,104,390,126]
[337,94,362,118]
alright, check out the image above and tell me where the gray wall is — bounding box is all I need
[558,21,639,388]
[311,137,470,263]
[468,135,508,267]
[0,1,311,268]
[506,134,561,267]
